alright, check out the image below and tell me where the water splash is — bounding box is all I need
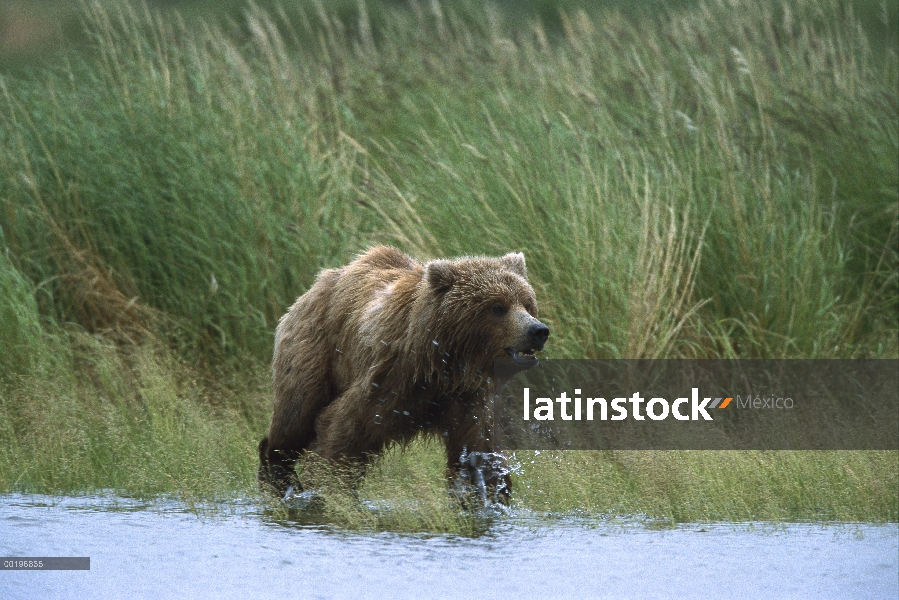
[454,447,520,508]
[283,486,324,510]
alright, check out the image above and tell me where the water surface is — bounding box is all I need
[1,494,896,599]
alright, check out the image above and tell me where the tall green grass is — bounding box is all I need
[0,0,896,529]
[514,449,898,523]
[1,0,895,361]
[0,237,47,382]
[0,338,267,502]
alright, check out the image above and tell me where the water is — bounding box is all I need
[1,494,897,599]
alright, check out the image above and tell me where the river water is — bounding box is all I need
[1,494,896,599]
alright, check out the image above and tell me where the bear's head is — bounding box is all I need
[423,252,549,378]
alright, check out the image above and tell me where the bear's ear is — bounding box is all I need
[425,260,456,293]
[500,252,527,278]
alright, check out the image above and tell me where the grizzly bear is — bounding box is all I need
[258,246,549,504]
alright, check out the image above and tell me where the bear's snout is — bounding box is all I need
[528,322,549,350]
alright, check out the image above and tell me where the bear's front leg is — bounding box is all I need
[442,398,512,506]
[453,447,513,507]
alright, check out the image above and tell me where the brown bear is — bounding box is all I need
[258,246,549,504]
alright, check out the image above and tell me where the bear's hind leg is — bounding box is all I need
[262,349,335,497]
[310,384,388,493]
[258,436,302,497]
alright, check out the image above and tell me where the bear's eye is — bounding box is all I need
[490,303,508,317]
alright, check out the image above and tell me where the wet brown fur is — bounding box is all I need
[258,246,547,501]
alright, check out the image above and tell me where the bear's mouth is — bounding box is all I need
[505,347,539,367]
